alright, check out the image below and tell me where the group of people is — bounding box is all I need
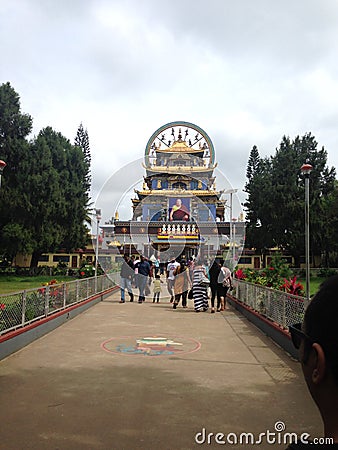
[119,254,233,312]
[119,254,153,304]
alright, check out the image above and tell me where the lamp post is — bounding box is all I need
[0,160,6,188]
[224,188,238,270]
[300,163,313,302]
[95,208,101,288]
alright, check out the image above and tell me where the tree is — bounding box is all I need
[74,123,91,194]
[23,133,65,265]
[0,82,34,258]
[245,145,260,182]
[29,127,90,265]
[243,146,274,253]
[0,83,91,266]
[244,133,336,267]
[320,180,338,266]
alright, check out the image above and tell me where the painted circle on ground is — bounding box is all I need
[101,334,201,357]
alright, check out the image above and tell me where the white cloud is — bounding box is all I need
[1,0,338,223]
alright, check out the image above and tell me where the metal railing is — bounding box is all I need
[233,280,310,329]
[0,273,119,336]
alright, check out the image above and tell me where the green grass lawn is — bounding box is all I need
[0,274,326,297]
[298,276,324,297]
[0,275,75,295]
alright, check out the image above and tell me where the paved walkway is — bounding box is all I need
[0,285,322,450]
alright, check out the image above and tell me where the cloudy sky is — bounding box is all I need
[2,0,338,222]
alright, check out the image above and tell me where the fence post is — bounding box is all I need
[45,286,50,316]
[76,279,80,303]
[63,283,66,308]
[96,275,100,294]
[21,291,27,326]
[282,295,286,328]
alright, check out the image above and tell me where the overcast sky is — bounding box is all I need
[1,0,338,222]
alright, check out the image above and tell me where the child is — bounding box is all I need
[153,274,163,303]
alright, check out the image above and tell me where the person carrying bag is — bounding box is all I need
[217,264,232,311]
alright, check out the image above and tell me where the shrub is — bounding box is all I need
[78,264,95,278]
[236,254,304,297]
[318,268,338,278]
[281,276,304,297]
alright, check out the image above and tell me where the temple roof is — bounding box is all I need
[154,139,204,156]
[145,121,215,165]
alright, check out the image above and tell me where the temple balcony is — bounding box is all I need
[143,162,217,173]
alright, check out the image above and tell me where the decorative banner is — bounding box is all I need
[168,197,190,221]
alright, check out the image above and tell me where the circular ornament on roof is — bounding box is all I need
[145,121,215,167]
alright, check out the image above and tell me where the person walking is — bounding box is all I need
[119,254,134,303]
[192,260,209,312]
[217,263,232,311]
[153,256,160,276]
[208,260,221,313]
[166,258,180,303]
[173,260,192,309]
[134,255,151,303]
[152,274,163,303]
[132,255,140,289]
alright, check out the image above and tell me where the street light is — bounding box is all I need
[224,188,238,270]
[0,160,6,188]
[95,208,101,288]
[300,163,313,303]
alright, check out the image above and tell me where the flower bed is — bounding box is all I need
[235,254,305,297]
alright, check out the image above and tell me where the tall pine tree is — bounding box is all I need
[74,123,91,194]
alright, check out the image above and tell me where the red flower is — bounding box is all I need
[80,271,85,276]
[281,276,304,296]
[0,303,6,310]
[235,268,246,279]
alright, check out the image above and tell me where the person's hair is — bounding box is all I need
[210,260,220,270]
[155,274,160,279]
[304,275,338,384]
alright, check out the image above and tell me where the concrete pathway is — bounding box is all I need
[0,286,323,450]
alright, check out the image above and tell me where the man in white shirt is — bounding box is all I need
[166,258,180,303]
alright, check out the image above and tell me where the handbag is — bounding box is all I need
[188,288,193,299]
[222,277,231,288]
[219,267,232,288]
